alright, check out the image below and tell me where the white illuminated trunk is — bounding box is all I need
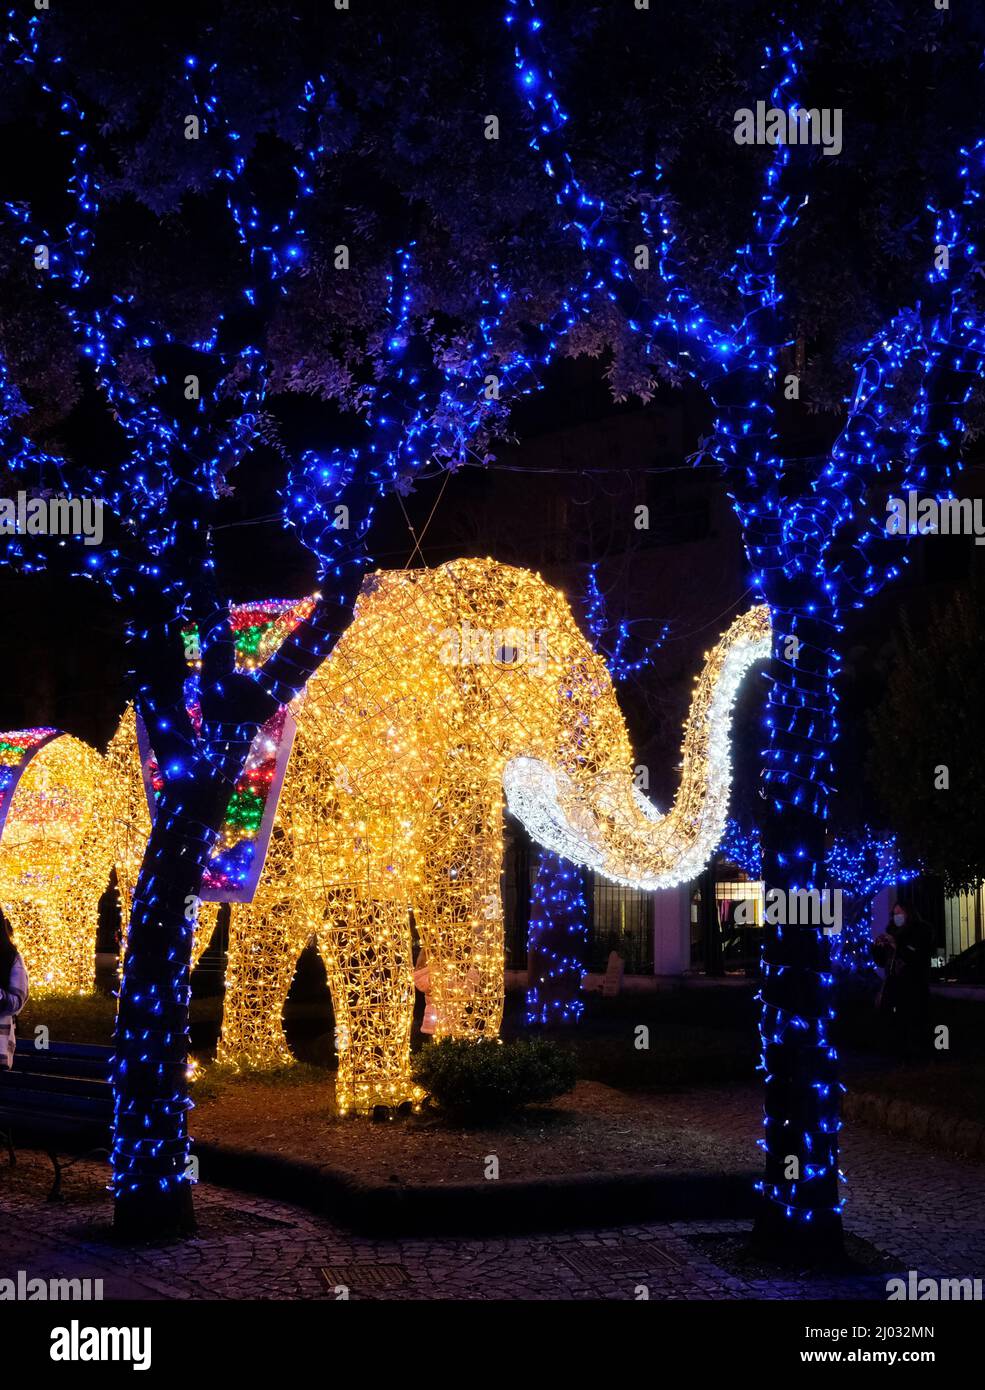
[504,606,772,890]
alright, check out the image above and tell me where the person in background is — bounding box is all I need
[871,901,932,1060]
[0,912,29,1070]
[413,947,438,1036]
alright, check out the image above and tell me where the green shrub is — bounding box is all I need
[412,1037,576,1120]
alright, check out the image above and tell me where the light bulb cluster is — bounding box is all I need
[282,558,636,1110]
[0,714,219,994]
[214,560,754,1108]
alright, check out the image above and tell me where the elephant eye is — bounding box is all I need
[495,643,519,665]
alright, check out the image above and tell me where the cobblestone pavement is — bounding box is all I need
[1,1088,981,1300]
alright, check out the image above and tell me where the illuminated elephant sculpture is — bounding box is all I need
[212,559,771,1112]
[0,728,115,992]
[0,715,216,994]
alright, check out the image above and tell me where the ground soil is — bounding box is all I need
[686,1231,897,1279]
[192,1077,755,1187]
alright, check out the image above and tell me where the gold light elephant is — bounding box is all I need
[0,715,216,993]
[213,559,771,1113]
[0,729,113,992]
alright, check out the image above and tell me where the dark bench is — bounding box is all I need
[0,1040,112,1200]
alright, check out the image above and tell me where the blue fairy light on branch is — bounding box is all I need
[721,816,918,970]
[583,563,669,682]
[526,851,590,1025]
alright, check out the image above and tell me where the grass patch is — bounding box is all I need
[845,1057,985,1126]
[16,989,225,1048]
[835,990,985,1059]
[189,1059,330,1102]
[18,989,117,1045]
[555,1023,758,1090]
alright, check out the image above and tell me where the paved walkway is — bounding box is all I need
[1,1088,982,1300]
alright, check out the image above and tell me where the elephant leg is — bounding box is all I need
[8,899,93,994]
[3,900,63,992]
[58,887,98,993]
[60,800,120,994]
[190,900,220,971]
[5,824,112,995]
[316,893,417,1115]
[214,808,308,1068]
[216,894,304,1069]
[416,803,506,1042]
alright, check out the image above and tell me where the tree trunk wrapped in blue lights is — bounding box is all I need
[754,591,842,1250]
[112,783,220,1233]
[508,0,985,1257]
[526,850,589,1025]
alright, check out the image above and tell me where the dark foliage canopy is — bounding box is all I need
[3,0,985,447]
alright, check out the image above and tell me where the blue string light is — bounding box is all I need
[583,563,669,682]
[525,852,590,1025]
[721,819,918,970]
